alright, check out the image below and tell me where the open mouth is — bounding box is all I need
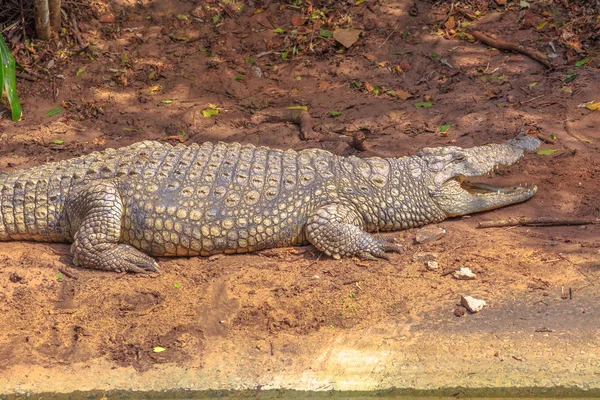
[458,178,537,196]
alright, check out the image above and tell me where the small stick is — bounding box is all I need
[469,30,551,68]
[70,14,86,49]
[378,23,399,49]
[535,133,555,144]
[58,267,79,280]
[16,73,37,82]
[521,94,545,104]
[477,217,599,228]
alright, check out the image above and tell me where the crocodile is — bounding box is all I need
[0,135,540,273]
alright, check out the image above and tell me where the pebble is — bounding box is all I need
[415,226,446,244]
[9,272,23,283]
[461,295,486,313]
[425,261,439,271]
[412,251,438,262]
[454,307,466,317]
[453,267,476,280]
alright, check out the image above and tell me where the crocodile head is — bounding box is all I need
[418,135,540,217]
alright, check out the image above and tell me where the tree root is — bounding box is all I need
[470,30,552,68]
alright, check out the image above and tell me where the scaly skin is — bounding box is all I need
[0,136,539,272]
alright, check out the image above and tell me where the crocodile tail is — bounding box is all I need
[0,171,70,242]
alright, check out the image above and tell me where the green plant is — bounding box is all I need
[0,34,21,121]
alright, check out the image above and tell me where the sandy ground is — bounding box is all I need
[0,0,599,396]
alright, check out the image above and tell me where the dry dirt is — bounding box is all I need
[0,0,599,396]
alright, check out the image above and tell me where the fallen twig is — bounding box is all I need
[70,13,86,49]
[477,217,599,228]
[58,267,79,280]
[535,133,555,144]
[469,30,551,68]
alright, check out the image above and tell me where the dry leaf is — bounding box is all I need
[394,89,412,100]
[333,28,362,48]
[580,101,600,111]
[99,14,116,23]
[444,15,456,30]
[364,81,374,93]
[363,53,377,62]
[291,15,305,26]
[318,81,330,90]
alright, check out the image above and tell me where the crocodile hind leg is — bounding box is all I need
[66,181,159,273]
[306,203,403,260]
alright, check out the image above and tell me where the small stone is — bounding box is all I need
[461,295,486,313]
[412,251,438,262]
[425,261,439,271]
[550,240,558,246]
[252,65,263,78]
[9,272,23,283]
[415,226,446,244]
[453,267,476,280]
[454,307,466,317]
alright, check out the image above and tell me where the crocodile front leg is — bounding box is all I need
[306,203,402,260]
[66,181,159,273]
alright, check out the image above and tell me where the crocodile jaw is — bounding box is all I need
[432,177,537,217]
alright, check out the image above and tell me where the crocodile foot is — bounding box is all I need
[72,243,160,273]
[306,204,403,261]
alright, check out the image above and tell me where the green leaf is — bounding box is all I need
[169,33,189,42]
[153,346,166,353]
[286,105,308,110]
[75,68,85,77]
[431,52,438,58]
[273,28,285,34]
[173,283,180,289]
[45,107,62,116]
[212,14,220,24]
[439,124,451,133]
[550,134,556,140]
[0,34,22,120]
[537,148,558,155]
[319,28,333,38]
[497,102,506,108]
[161,100,173,104]
[563,72,577,83]
[234,75,243,81]
[372,86,380,95]
[56,273,64,280]
[51,139,64,145]
[174,14,189,20]
[575,58,590,67]
[281,51,288,60]
[178,130,186,137]
[201,108,219,117]
[329,110,342,116]
[414,102,432,108]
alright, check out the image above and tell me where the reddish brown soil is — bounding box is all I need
[0,0,598,382]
